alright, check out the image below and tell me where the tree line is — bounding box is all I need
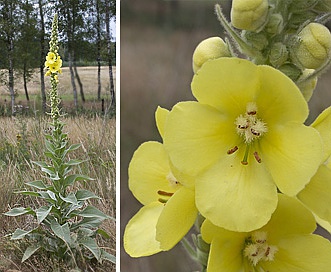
[0,0,116,114]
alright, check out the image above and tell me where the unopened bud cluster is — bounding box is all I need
[200,0,331,101]
[45,14,62,123]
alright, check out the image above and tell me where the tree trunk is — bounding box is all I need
[23,62,29,101]
[96,0,102,101]
[38,0,46,112]
[8,38,15,114]
[105,1,115,108]
[68,51,78,108]
[73,64,85,102]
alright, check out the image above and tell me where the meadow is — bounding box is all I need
[0,67,116,271]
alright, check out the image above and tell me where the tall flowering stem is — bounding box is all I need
[45,13,62,126]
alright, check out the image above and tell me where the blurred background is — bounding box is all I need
[120,0,331,271]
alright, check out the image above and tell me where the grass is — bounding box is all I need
[0,65,116,271]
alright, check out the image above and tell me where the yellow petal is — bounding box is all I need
[191,58,259,117]
[297,164,331,224]
[261,235,331,271]
[311,106,331,161]
[156,187,197,250]
[164,101,236,177]
[206,237,245,272]
[261,124,322,196]
[196,152,278,232]
[256,64,309,124]
[123,202,163,257]
[155,106,169,140]
[129,141,175,205]
[262,194,316,242]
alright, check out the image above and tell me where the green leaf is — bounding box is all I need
[79,206,109,219]
[76,190,100,201]
[32,161,48,168]
[45,139,56,154]
[79,236,101,261]
[63,174,93,187]
[96,228,110,239]
[11,228,33,240]
[22,244,41,262]
[15,191,40,197]
[25,180,49,190]
[38,191,56,204]
[72,217,104,230]
[66,159,83,166]
[101,249,116,264]
[36,206,52,224]
[60,193,78,205]
[50,221,72,245]
[65,143,81,154]
[5,207,35,217]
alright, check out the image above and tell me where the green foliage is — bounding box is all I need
[5,120,115,269]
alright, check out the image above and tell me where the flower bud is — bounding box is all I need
[230,0,269,31]
[269,42,288,67]
[192,37,231,73]
[293,23,331,69]
[243,31,269,50]
[265,14,283,35]
[297,69,318,101]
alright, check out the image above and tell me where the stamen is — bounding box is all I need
[157,190,174,197]
[158,198,168,204]
[251,128,261,136]
[241,145,250,165]
[227,146,238,154]
[254,151,262,163]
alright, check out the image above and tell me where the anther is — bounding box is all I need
[157,190,174,197]
[251,128,261,136]
[238,124,249,129]
[254,151,262,163]
[227,146,238,154]
[158,198,167,204]
[247,110,257,115]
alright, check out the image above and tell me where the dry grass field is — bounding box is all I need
[0,66,115,115]
[0,66,116,271]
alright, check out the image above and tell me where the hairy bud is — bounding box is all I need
[293,23,331,69]
[192,37,231,73]
[230,0,269,31]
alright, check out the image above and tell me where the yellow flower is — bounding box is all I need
[123,107,197,257]
[46,52,56,64]
[230,0,269,31]
[201,194,331,272]
[293,23,331,69]
[164,58,322,232]
[297,106,331,228]
[192,37,230,73]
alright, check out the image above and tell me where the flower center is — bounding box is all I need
[157,172,181,204]
[235,102,267,143]
[228,102,267,165]
[243,231,278,267]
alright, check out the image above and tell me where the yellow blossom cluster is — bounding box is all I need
[124,1,331,271]
[45,52,62,76]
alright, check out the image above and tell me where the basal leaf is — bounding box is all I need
[11,228,33,240]
[79,236,101,261]
[50,221,72,245]
[22,244,41,262]
[101,249,116,264]
[36,206,52,224]
[5,207,35,217]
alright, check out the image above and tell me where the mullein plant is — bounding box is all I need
[5,14,115,269]
[124,0,331,271]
